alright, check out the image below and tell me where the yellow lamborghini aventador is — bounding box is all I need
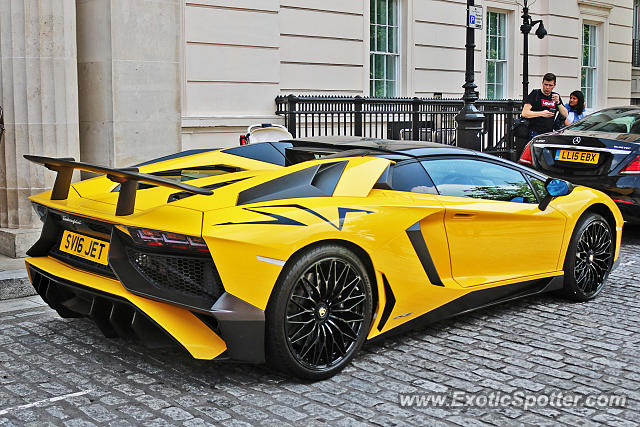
[24,137,623,380]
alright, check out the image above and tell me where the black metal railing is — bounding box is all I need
[275,95,522,159]
[633,39,640,67]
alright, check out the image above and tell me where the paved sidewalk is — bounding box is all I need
[0,295,48,314]
[0,254,26,271]
[0,225,637,425]
[0,255,33,301]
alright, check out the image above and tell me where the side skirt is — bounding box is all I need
[372,275,564,340]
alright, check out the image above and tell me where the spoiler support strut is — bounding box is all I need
[48,158,76,200]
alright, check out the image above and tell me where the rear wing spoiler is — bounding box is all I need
[24,155,213,216]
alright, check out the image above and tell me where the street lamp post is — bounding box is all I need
[520,0,547,101]
[455,0,486,150]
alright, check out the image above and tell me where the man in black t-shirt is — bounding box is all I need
[521,73,568,138]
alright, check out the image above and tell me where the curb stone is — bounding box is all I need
[0,269,36,301]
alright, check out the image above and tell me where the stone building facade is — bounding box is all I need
[182,0,635,148]
[0,0,635,256]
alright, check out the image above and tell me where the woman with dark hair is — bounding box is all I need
[563,90,585,126]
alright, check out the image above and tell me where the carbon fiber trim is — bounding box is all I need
[377,274,396,331]
[406,222,444,286]
[28,265,186,352]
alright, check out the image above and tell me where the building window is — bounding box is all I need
[581,24,597,108]
[634,0,640,67]
[370,0,399,97]
[486,11,507,99]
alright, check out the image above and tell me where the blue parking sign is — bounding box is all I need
[468,5,483,30]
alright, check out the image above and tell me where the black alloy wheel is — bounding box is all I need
[562,213,614,301]
[285,257,367,369]
[266,244,373,380]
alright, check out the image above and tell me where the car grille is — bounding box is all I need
[126,248,224,307]
[46,212,116,278]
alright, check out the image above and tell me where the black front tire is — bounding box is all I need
[266,244,373,380]
[561,212,614,302]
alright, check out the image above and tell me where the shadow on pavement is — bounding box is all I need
[622,222,640,245]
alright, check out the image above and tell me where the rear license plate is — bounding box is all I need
[59,230,109,265]
[555,150,600,164]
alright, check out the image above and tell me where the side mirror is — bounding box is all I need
[539,178,573,210]
[546,179,572,197]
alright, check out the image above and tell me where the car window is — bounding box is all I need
[528,176,547,201]
[568,109,640,134]
[222,142,292,166]
[421,158,537,203]
[391,161,437,194]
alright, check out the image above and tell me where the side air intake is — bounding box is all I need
[237,161,347,205]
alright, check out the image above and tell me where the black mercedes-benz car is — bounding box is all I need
[520,106,640,223]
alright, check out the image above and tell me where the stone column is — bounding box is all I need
[0,0,80,257]
[77,0,181,168]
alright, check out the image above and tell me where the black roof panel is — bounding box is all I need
[288,136,473,157]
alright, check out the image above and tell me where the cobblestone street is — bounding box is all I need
[0,226,639,426]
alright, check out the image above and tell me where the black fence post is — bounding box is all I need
[506,99,516,159]
[412,97,421,141]
[0,105,4,142]
[485,111,494,151]
[287,94,298,138]
[354,96,363,137]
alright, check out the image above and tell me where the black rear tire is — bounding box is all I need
[561,212,614,302]
[266,244,373,380]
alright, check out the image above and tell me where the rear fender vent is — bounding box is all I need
[237,161,347,205]
[311,162,346,194]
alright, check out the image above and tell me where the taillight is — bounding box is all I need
[128,227,209,253]
[620,155,640,175]
[519,142,533,165]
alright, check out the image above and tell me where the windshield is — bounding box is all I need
[567,108,640,134]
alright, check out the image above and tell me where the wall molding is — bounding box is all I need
[578,0,613,18]
[182,115,284,129]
